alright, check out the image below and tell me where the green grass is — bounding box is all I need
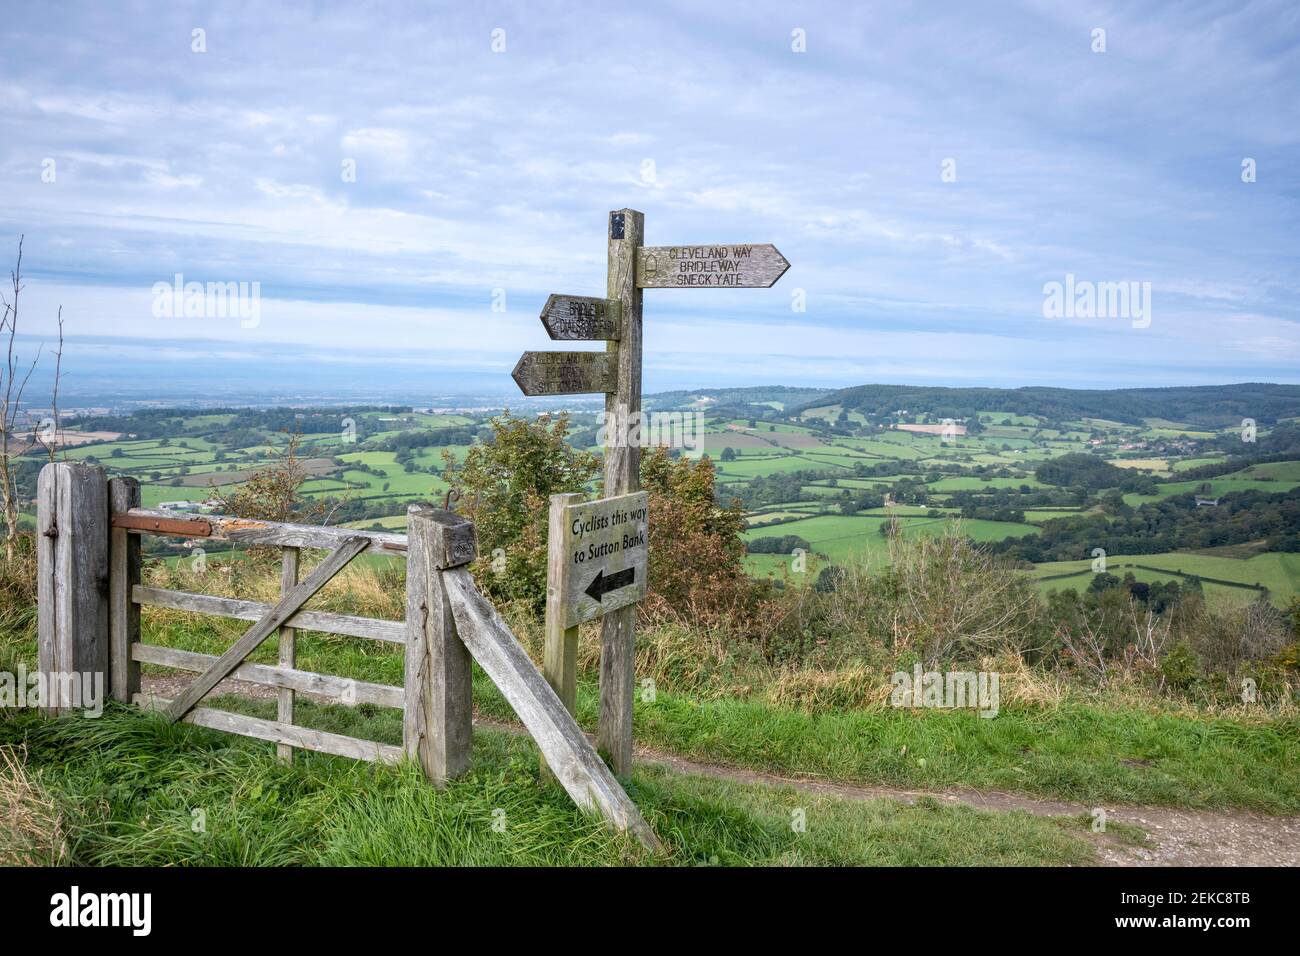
[1031,551,1300,606]
[615,690,1300,814]
[741,514,1039,564]
[0,705,1101,866]
[120,604,1300,818]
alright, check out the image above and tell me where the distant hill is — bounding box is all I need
[646,386,832,412]
[790,383,1300,427]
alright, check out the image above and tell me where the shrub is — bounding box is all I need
[1160,641,1202,691]
[442,411,599,615]
[638,447,772,635]
[1170,596,1291,672]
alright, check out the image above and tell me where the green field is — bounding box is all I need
[1031,551,1300,606]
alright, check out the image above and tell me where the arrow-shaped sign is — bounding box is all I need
[512,350,616,396]
[584,566,635,602]
[541,295,621,341]
[637,243,789,289]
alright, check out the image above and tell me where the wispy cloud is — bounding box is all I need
[1,0,1296,393]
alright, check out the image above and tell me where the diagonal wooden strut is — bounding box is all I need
[165,536,370,722]
[441,566,661,852]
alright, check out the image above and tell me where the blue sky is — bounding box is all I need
[3,0,1298,397]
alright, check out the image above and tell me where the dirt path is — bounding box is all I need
[141,676,1299,866]
[474,716,1300,867]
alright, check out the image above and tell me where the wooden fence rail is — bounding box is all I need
[35,462,658,851]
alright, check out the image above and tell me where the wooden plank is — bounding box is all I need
[600,208,643,777]
[560,492,648,628]
[114,509,407,554]
[511,351,616,396]
[163,536,370,722]
[404,505,473,785]
[108,477,141,704]
[277,546,299,761]
[131,643,403,708]
[541,493,584,782]
[540,294,621,341]
[36,463,109,716]
[441,566,660,852]
[133,586,405,643]
[636,243,789,288]
[135,694,403,764]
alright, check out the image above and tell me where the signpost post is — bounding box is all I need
[515,209,788,778]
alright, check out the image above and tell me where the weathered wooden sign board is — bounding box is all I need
[554,492,648,628]
[541,295,621,341]
[511,350,615,396]
[518,210,789,778]
[636,244,789,289]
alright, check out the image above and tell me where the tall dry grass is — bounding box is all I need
[0,745,68,866]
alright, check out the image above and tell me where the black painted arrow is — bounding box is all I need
[584,566,635,601]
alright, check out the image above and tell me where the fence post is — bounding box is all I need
[541,492,584,781]
[37,462,110,716]
[404,504,475,785]
[108,476,141,704]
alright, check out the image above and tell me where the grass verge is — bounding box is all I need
[0,704,1101,867]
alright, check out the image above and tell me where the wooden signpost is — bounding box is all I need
[540,294,621,341]
[512,350,616,396]
[516,209,788,777]
[637,244,789,289]
[557,492,648,628]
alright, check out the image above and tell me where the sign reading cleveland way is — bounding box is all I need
[560,491,648,628]
[636,243,789,288]
[511,350,616,396]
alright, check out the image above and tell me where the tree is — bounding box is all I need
[212,430,320,527]
[442,411,599,613]
[639,446,766,632]
[0,237,65,562]
[721,447,736,462]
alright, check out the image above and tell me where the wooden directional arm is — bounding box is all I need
[164,536,370,722]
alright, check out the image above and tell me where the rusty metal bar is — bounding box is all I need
[112,513,213,537]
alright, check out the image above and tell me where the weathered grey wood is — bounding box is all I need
[404,506,473,785]
[131,643,403,708]
[36,463,110,716]
[422,508,477,569]
[132,585,405,643]
[115,508,407,554]
[164,535,370,722]
[636,243,790,288]
[540,294,621,341]
[541,493,584,782]
[442,566,660,851]
[108,476,141,704]
[511,350,616,396]
[277,546,299,761]
[599,208,644,776]
[135,694,403,764]
[560,492,648,628]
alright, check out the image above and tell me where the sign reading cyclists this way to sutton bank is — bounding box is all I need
[557,491,648,628]
[516,209,789,780]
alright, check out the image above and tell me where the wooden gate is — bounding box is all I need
[35,462,658,850]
